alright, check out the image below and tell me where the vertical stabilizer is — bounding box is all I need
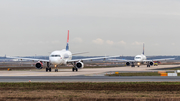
[142,43,144,55]
[66,30,69,51]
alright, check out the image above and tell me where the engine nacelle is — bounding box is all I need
[76,62,84,69]
[35,62,43,69]
[126,62,130,66]
[150,62,154,66]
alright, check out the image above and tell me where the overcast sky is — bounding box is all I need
[0,0,180,56]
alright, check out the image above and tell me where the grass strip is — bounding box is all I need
[106,72,161,76]
[1,82,180,91]
[1,82,180,100]
[106,72,180,76]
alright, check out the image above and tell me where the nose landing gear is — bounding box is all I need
[55,69,58,72]
[55,65,58,72]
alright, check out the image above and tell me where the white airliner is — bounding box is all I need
[110,44,174,67]
[7,30,119,72]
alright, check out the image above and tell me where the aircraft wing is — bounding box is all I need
[72,52,89,55]
[6,56,49,62]
[109,58,175,62]
[67,55,120,63]
[109,59,135,62]
[143,58,175,62]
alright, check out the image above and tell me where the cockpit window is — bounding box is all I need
[51,55,61,57]
[135,57,141,59]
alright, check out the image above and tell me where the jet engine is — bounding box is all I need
[150,62,154,66]
[35,62,43,69]
[126,62,130,66]
[76,62,84,69]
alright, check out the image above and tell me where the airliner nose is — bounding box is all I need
[50,58,61,65]
[136,59,141,62]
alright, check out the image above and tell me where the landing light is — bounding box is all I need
[137,63,140,65]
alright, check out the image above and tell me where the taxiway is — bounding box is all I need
[0,65,179,82]
[0,65,178,76]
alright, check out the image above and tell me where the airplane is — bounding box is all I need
[7,30,119,72]
[110,44,174,67]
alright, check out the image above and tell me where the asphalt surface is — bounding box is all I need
[0,65,179,82]
[1,76,180,82]
[0,65,179,76]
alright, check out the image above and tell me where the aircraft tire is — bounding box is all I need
[76,68,78,72]
[72,68,75,72]
[55,69,58,72]
[46,68,48,72]
[49,68,51,72]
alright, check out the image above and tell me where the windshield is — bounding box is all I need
[135,57,141,59]
[51,55,61,57]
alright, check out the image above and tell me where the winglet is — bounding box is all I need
[66,30,69,50]
[142,43,144,55]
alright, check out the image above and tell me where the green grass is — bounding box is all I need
[1,82,180,100]
[1,82,180,92]
[106,72,161,76]
[1,82,180,88]
[106,72,180,76]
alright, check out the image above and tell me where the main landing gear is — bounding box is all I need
[131,62,135,67]
[71,62,78,72]
[46,62,51,72]
[72,68,78,72]
[147,65,151,67]
[147,62,151,67]
[46,62,58,72]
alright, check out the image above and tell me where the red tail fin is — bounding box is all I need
[67,30,69,43]
[66,30,69,50]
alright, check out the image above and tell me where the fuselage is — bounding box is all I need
[49,49,72,65]
[134,54,147,62]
